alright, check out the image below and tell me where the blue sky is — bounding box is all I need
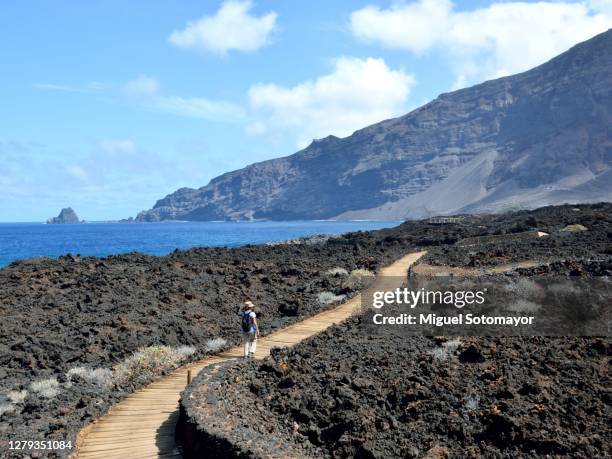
[1,0,611,221]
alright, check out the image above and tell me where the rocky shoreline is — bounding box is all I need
[0,221,422,457]
[0,203,610,457]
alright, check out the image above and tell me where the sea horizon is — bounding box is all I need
[0,220,401,268]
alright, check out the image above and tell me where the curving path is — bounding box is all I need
[72,251,427,459]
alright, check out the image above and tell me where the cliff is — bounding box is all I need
[137,30,612,221]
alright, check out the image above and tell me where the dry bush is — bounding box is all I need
[113,345,195,387]
[560,224,587,232]
[428,347,453,361]
[174,345,197,360]
[205,338,227,353]
[0,403,15,416]
[464,394,480,411]
[429,339,462,361]
[325,267,348,276]
[66,367,113,389]
[6,390,27,404]
[30,378,60,398]
[317,291,346,305]
[442,339,462,351]
[343,269,375,290]
[507,299,540,313]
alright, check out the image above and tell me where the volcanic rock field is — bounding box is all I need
[0,203,610,457]
[178,203,611,458]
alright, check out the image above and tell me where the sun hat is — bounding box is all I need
[244,300,254,309]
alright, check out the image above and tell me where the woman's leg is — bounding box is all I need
[243,333,249,357]
[249,335,257,357]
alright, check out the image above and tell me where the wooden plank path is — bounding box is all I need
[72,251,426,459]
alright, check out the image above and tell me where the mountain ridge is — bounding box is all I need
[136,29,612,222]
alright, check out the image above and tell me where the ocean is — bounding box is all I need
[0,220,400,268]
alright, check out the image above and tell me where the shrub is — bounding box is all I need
[507,299,540,313]
[67,367,113,389]
[30,378,60,398]
[205,338,227,353]
[464,394,480,411]
[428,347,452,361]
[429,339,462,361]
[343,269,375,290]
[325,267,348,276]
[6,390,27,404]
[113,345,195,387]
[560,224,587,233]
[65,366,87,382]
[0,403,15,416]
[317,291,346,305]
[442,339,462,352]
[174,346,197,360]
[503,278,541,297]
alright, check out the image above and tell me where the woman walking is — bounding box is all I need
[240,300,260,358]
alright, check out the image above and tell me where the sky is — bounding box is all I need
[1,0,611,222]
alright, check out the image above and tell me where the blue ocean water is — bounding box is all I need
[0,220,400,268]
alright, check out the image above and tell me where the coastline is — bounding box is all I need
[0,220,400,269]
[0,203,610,457]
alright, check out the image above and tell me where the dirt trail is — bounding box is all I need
[72,251,427,459]
[413,259,547,277]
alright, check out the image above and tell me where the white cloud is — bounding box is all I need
[95,139,137,155]
[32,83,87,93]
[248,57,415,147]
[119,75,244,122]
[351,0,612,88]
[0,137,219,221]
[32,81,107,93]
[169,0,277,55]
[124,75,160,97]
[589,0,612,15]
[351,0,453,54]
[65,164,88,180]
[150,95,245,121]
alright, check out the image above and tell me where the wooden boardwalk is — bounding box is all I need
[72,251,426,459]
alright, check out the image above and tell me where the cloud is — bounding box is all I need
[149,95,245,121]
[32,83,87,93]
[351,0,452,54]
[0,138,222,221]
[169,0,277,55]
[32,82,107,93]
[248,57,415,147]
[350,0,612,88]
[65,164,88,181]
[123,75,160,97]
[118,75,245,122]
[95,139,137,155]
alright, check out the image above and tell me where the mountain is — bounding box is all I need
[47,207,82,224]
[136,30,612,222]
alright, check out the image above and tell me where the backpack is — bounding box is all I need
[241,311,253,333]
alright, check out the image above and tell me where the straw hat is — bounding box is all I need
[244,300,254,310]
